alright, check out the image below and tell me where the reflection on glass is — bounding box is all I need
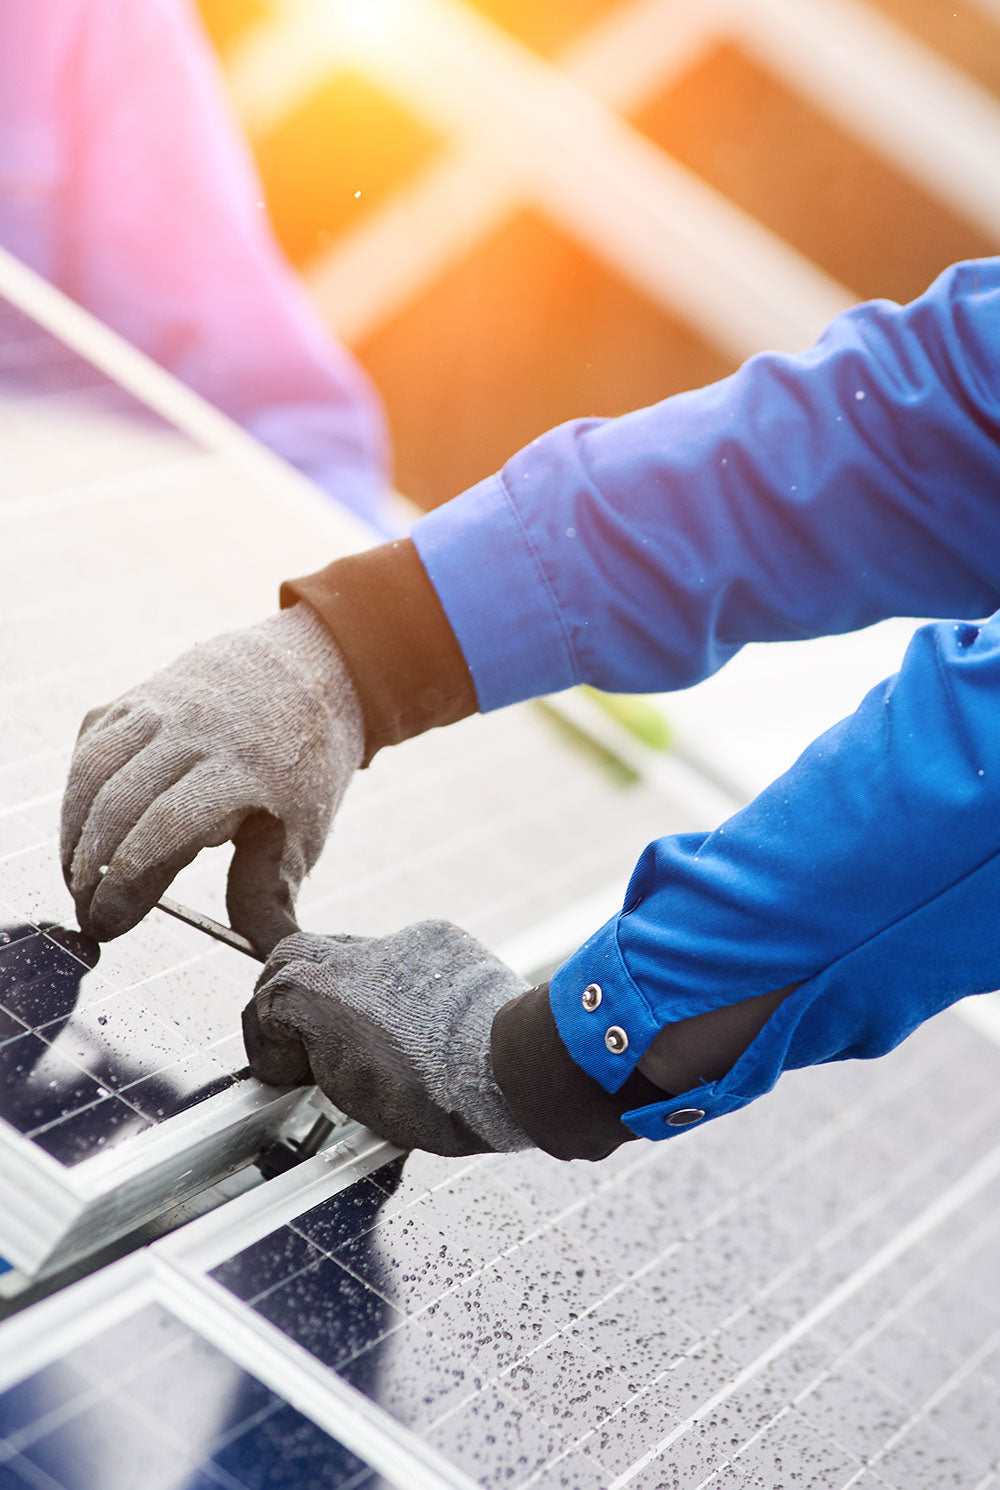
[0,922,242,1164]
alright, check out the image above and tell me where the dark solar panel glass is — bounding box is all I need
[0,915,247,1165]
[0,1303,378,1490]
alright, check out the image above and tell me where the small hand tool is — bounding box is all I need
[153,895,339,1173]
[154,895,261,961]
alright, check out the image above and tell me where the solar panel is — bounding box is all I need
[145,1006,1000,1490]
[7,996,1000,1485]
[0,1269,404,1488]
[0,1310,377,1490]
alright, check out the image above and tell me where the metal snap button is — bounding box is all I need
[665,1108,705,1127]
[581,983,602,1011]
[604,1025,628,1054]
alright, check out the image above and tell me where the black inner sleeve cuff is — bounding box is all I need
[280,538,478,765]
[491,984,670,1162]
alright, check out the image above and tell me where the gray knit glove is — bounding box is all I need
[242,921,533,1156]
[61,606,363,955]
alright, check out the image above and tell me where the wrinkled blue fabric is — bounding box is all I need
[415,257,1000,1135]
[0,0,390,527]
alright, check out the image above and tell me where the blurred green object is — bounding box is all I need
[581,686,674,752]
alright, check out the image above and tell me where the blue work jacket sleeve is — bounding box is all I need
[412,257,1000,1136]
[414,258,1000,708]
[552,611,1000,1136]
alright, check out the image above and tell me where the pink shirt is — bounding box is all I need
[0,0,390,523]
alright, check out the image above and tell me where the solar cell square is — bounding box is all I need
[121,955,257,1049]
[637,1229,794,1341]
[210,1225,326,1303]
[44,913,222,999]
[768,1234,934,1351]
[565,1287,700,1402]
[209,1403,372,1490]
[872,1417,986,1490]
[963,1336,1000,1396]
[797,1364,916,1466]
[616,1344,788,1481]
[600,1146,732,1241]
[526,1452,611,1490]
[0,381,196,506]
[0,814,49,862]
[502,1326,641,1432]
[912,1269,1000,1361]
[0,1030,110,1137]
[406,1165,541,1269]
[491,1226,635,1328]
[0,853,88,952]
[849,1316,967,1416]
[849,1473,915,1490]
[942,1227,1000,1306]
[290,1177,398,1256]
[335,1316,480,1432]
[806,1249,974,1362]
[0,1362,97,1459]
[333,1206,482,1315]
[17,1391,219,1490]
[704,1406,865,1490]
[0,928,108,1029]
[415,1264,555,1380]
[65,1301,203,1380]
[117,1050,240,1125]
[761,1138,905,1253]
[580,1390,696,1483]
[247,1253,403,1372]
[359,1153,473,1221]
[424,1383,566,1488]
[633,1397,764,1489]
[44,992,200,1089]
[31,1097,151,1166]
[210,1031,250,1073]
[712,1342,836,1454]
[120,1340,281,1457]
[460,1147,610,1220]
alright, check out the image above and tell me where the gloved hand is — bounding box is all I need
[242,921,533,1155]
[61,605,363,955]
